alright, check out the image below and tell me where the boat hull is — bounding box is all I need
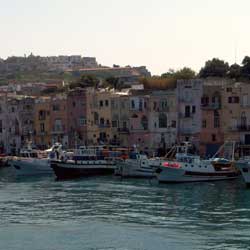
[157,166,238,183]
[115,161,156,178]
[51,161,116,180]
[10,159,52,177]
[236,161,250,187]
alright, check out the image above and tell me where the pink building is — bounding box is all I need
[66,88,88,147]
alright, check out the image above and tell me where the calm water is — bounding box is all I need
[0,170,250,250]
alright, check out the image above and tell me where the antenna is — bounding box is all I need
[234,40,238,64]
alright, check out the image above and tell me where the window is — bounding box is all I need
[241,112,247,129]
[201,96,209,106]
[52,105,60,111]
[228,96,240,104]
[111,100,115,108]
[79,117,86,126]
[202,120,206,128]
[123,121,127,129]
[185,106,191,117]
[214,111,220,128]
[54,119,62,131]
[40,123,45,133]
[94,112,99,125]
[243,95,248,107]
[139,100,143,110]
[112,120,118,128]
[153,102,157,110]
[105,100,109,106]
[100,118,105,125]
[141,116,148,130]
[0,120,2,133]
[131,100,135,109]
[227,88,232,92]
[171,120,176,128]
[159,113,167,128]
[72,101,76,107]
[99,100,103,107]
[192,106,196,114]
[212,134,216,142]
[39,110,46,120]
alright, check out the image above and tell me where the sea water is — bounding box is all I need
[0,171,249,250]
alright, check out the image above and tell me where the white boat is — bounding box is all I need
[115,152,156,178]
[236,157,250,187]
[155,143,239,183]
[10,143,63,177]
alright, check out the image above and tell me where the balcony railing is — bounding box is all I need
[118,127,129,133]
[179,113,193,119]
[98,124,111,128]
[201,103,221,110]
[237,125,250,131]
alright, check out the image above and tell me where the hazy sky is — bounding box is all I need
[1,0,250,74]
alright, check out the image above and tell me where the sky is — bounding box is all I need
[1,0,250,75]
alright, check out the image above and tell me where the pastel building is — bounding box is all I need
[50,95,68,147]
[200,84,223,157]
[221,82,250,146]
[66,88,88,147]
[34,97,51,149]
[111,93,130,147]
[86,89,115,145]
[0,95,35,154]
[177,79,203,148]
[148,90,177,151]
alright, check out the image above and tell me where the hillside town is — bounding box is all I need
[0,54,250,159]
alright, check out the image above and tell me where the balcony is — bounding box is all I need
[51,129,65,134]
[38,115,46,121]
[98,124,111,129]
[179,113,193,119]
[201,103,221,110]
[237,125,250,132]
[118,127,129,134]
[179,128,193,134]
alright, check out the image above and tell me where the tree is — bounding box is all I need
[105,76,119,89]
[161,67,196,80]
[161,69,176,78]
[228,63,241,79]
[174,67,196,79]
[199,58,229,78]
[69,74,100,89]
[241,56,250,79]
[79,74,99,87]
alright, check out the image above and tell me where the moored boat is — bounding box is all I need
[10,143,63,177]
[236,158,250,187]
[115,152,156,178]
[51,146,118,180]
[155,143,239,183]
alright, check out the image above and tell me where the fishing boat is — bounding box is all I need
[235,158,250,187]
[115,152,156,178]
[51,146,119,180]
[10,143,63,177]
[155,142,239,183]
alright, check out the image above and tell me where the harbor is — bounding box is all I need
[0,174,249,250]
[0,141,249,249]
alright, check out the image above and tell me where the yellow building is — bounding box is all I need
[34,97,51,149]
